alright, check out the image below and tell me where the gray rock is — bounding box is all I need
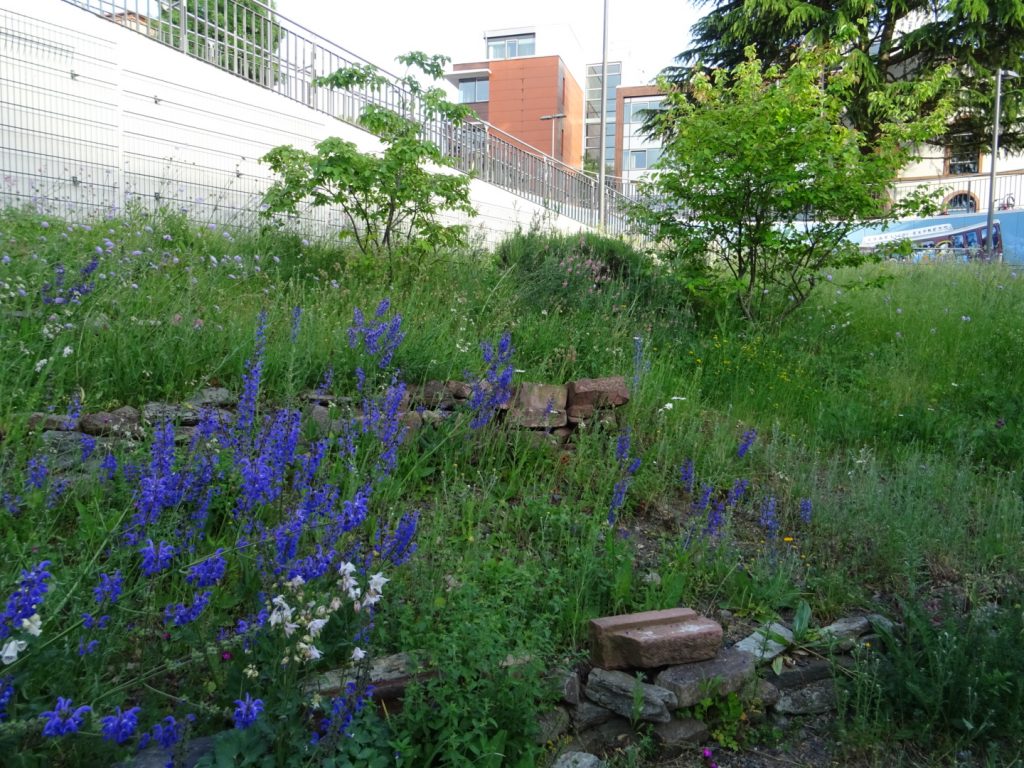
[756,679,781,708]
[40,431,118,473]
[774,679,836,715]
[556,669,581,705]
[117,735,216,767]
[551,751,606,768]
[820,616,871,651]
[765,657,833,690]
[536,706,571,745]
[27,412,78,431]
[652,718,709,752]
[79,406,141,437]
[655,647,756,708]
[142,402,196,426]
[572,700,615,728]
[420,410,451,426]
[571,715,633,753]
[190,387,235,407]
[584,668,677,723]
[734,623,793,662]
[866,614,896,635]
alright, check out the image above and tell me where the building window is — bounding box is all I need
[944,191,978,214]
[625,99,664,124]
[946,147,979,175]
[458,78,489,103]
[486,34,535,60]
[629,150,648,170]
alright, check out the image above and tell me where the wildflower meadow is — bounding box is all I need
[1,208,1023,766]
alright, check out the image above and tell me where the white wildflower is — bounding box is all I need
[1,638,27,665]
[61,346,73,358]
[34,359,48,373]
[350,647,366,662]
[307,618,329,637]
[21,613,42,637]
[368,573,389,593]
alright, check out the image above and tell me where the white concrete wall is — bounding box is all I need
[0,0,591,246]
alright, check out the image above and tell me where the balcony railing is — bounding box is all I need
[64,0,638,234]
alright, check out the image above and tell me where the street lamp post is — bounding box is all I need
[539,113,566,160]
[986,69,1018,262]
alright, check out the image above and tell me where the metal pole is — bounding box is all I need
[598,0,609,230]
[986,69,1003,261]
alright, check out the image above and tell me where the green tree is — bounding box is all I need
[665,0,1024,154]
[160,0,283,85]
[639,45,951,324]
[261,53,476,281]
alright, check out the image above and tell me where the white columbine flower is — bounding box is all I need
[297,642,322,661]
[21,613,42,637]
[307,618,328,637]
[350,647,366,662]
[1,638,27,665]
[368,573,389,593]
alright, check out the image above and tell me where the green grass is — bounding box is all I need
[1,207,1023,765]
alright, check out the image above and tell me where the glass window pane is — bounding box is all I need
[518,37,535,55]
[631,150,647,169]
[488,41,504,59]
[459,80,475,103]
[506,39,518,57]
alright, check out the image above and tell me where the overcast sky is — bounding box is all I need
[276,0,702,87]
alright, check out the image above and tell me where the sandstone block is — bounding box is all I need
[590,608,722,670]
[507,383,567,428]
[583,668,677,723]
[567,377,629,409]
[654,646,756,708]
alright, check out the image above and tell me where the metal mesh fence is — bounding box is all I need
[59,0,639,234]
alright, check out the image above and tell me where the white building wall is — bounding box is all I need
[0,0,590,245]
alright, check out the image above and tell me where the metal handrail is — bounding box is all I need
[63,0,639,233]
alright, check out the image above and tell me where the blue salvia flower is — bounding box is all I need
[705,500,725,538]
[93,571,123,605]
[737,429,758,459]
[726,478,749,508]
[234,311,268,441]
[615,428,631,464]
[692,484,713,514]
[348,301,404,369]
[100,706,141,745]
[77,639,99,656]
[371,511,419,568]
[186,549,226,587]
[164,590,212,626]
[759,497,779,540]
[468,332,515,429]
[0,677,12,721]
[139,540,175,577]
[315,365,334,396]
[138,715,185,750]
[290,305,302,343]
[1,560,52,640]
[26,456,48,490]
[39,697,91,737]
[80,434,96,462]
[233,693,264,729]
[799,498,813,524]
[99,452,118,483]
[64,393,81,429]
[679,459,695,494]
